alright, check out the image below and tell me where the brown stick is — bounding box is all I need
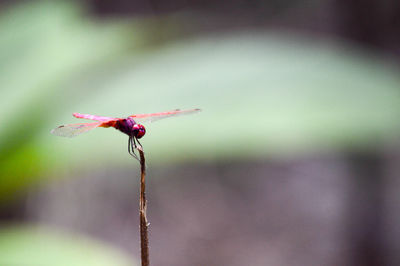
[138,148,149,266]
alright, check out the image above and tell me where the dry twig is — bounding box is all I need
[138,147,149,266]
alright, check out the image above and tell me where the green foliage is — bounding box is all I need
[0,0,146,200]
[1,1,400,199]
[46,34,400,163]
[0,226,135,266]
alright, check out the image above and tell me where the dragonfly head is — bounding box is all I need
[133,124,146,139]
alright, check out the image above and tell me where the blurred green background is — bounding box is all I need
[1,1,400,265]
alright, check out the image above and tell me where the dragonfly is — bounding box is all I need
[51,109,201,159]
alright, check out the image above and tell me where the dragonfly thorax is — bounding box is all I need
[117,118,146,138]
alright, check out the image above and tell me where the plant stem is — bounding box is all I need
[138,148,149,266]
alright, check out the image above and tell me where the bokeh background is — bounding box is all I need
[1,0,400,265]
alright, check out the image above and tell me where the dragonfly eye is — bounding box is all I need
[133,124,146,139]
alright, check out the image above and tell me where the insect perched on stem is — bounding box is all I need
[51,109,201,159]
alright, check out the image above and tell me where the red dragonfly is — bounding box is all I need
[51,109,201,158]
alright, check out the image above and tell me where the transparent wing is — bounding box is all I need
[73,113,116,122]
[129,109,201,123]
[50,122,102,138]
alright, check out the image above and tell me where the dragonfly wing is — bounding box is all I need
[129,109,201,123]
[51,122,102,138]
[73,113,116,122]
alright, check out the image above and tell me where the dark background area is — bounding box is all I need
[86,0,400,51]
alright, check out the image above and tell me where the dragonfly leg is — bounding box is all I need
[136,138,143,150]
[128,135,131,154]
[132,136,137,149]
[128,135,139,161]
